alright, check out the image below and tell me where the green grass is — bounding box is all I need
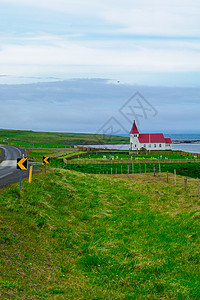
[52,160,200,179]
[0,128,129,148]
[0,168,199,299]
[27,149,62,161]
[56,151,87,159]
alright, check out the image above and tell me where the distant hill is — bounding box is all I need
[0,128,129,148]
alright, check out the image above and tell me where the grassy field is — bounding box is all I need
[0,168,199,299]
[54,151,200,166]
[0,129,129,148]
[68,152,199,161]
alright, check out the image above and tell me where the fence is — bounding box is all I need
[63,158,200,165]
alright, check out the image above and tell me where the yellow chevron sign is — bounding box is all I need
[17,157,28,170]
[43,156,50,164]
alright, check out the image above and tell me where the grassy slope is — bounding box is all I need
[0,169,199,299]
[0,129,129,147]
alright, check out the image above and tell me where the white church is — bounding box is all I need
[130,121,172,151]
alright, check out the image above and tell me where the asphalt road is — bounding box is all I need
[0,145,38,188]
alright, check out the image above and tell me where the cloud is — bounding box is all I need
[102,0,200,36]
[0,0,200,86]
[1,0,200,36]
[0,35,200,81]
[0,79,199,133]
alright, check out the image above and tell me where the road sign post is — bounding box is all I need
[17,157,28,190]
[19,170,22,190]
[42,156,50,174]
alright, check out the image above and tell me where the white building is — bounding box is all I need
[130,121,172,151]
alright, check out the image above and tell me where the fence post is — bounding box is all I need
[174,169,176,186]
[185,176,187,191]
[116,168,117,174]
[197,178,199,197]
[153,165,155,177]
[145,164,146,175]
[127,165,129,174]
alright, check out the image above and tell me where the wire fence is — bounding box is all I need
[104,168,200,198]
[63,158,199,165]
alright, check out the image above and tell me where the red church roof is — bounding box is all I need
[164,138,172,144]
[138,133,166,143]
[130,121,172,144]
[130,121,139,134]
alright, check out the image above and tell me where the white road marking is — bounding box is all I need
[0,160,17,167]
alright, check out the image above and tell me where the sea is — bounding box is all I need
[166,133,200,154]
[85,134,200,154]
[165,133,200,141]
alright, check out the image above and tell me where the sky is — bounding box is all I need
[0,0,200,133]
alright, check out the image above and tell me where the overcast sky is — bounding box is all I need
[0,0,199,133]
[0,79,199,134]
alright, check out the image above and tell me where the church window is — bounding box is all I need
[154,144,156,147]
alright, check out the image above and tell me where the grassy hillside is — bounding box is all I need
[0,169,199,299]
[0,129,129,148]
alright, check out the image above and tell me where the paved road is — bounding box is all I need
[0,145,35,188]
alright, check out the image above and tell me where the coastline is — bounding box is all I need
[172,140,200,144]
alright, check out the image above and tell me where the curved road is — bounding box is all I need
[0,145,30,188]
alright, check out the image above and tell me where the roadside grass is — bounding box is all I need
[0,168,199,299]
[11,142,74,149]
[26,149,81,164]
[27,150,63,162]
[55,151,86,159]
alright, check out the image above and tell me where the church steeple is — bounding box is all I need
[130,121,139,151]
[130,120,139,134]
